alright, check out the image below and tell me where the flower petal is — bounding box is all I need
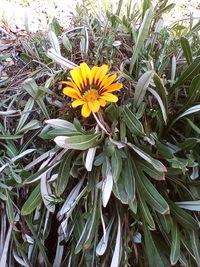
[72,99,85,107]
[91,66,99,83]
[100,93,118,102]
[81,103,91,117]
[100,73,117,88]
[94,65,108,85]
[59,81,69,85]
[70,67,84,90]
[99,99,106,107]
[102,83,123,93]
[63,87,82,99]
[64,81,80,91]
[80,63,92,86]
[88,100,100,112]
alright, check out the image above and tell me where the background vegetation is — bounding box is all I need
[0,0,200,266]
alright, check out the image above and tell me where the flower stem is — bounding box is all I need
[92,112,110,135]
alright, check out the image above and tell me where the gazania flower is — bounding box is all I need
[60,63,123,117]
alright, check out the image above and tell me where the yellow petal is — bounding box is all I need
[100,93,118,102]
[94,65,108,85]
[59,81,69,85]
[64,81,80,91]
[63,87,81,99]
[99,99,106,107]
[81,103,91,117]
[72,99,85,107]
[91,66,99,83]
[88,100,100,112]
[102,83,123,93]
[94,100,100,111]
[80,63,92,86]
[100,73,117,88]
[70,67,84,90]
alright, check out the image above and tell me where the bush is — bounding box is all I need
[1,0,200,266]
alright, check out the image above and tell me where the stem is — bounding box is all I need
[92,112,110,135]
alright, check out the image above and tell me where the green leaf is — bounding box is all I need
[39,128,79,139]
[138,160,165,180]
[178,104,200,120]
[170,220,180,265]
[62,35,72,52]
[133,70,154,108]
[110,215,122,267]
[154,3,175,18]
[169,104,200,131]
[75,197,98,253]
[172,57,200,89]
[51,17,62,36]
[143,224,165,267]
[152,73,168,123]
[148,88,167,124]
[184,74,200,108]
[123,156,135,201]
[142,0,151,19]
[180,37,193,65]
[190,230,200,266]
[5,190,15,223]
[170,201,199,230]
[186,118,200,134]
[157,143,174,159]
[128,143,167,172]
[0,134,22,140]
[25,218,51,267]
[15,98,34,133]
[16,120,41,134]
[175,200,200,211]
[129,6,154,72]
[113,175,129,205]
[48,30,61,55]
[157,214,171,234]
[122,107,145,136]
[111,150,122,182]
[23,79,50,118]
[21,184,42,215]
[54,133,102,150]
[138,170,169,214]
[138,190,155,229]
[80,27,89,56]
[178,137,200,150]
[45,119,76,130]
[56,150,74,196]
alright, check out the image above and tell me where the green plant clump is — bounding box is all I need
[0,0,200,266]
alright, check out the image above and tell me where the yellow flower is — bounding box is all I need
[61,63,123,117]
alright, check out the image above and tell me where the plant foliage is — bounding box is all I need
[0,0,200,266]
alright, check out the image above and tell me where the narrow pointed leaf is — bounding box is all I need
[129,6,154,72]
[170,221,180,265]
[102,159,113,207]
[21,184,42,215]
[128,143,167,172]
[110,216,122,267]
[122,106,145,136]
[54,133,102,150]
[180,37,193,65]
[170,201,199,230]
[184,74,200,108]
[143,224,165,267]
[175,200,200,211]
[172,57,200,88]
[138,169,169,214]
[134,70,154,108]
[56,150,74,196]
